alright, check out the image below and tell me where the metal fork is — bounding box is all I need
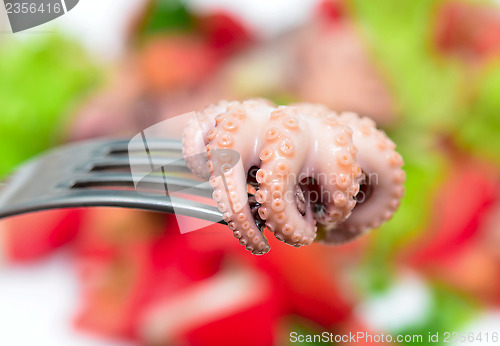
[0,138,224,223]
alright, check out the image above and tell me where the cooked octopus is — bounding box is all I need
[182,99,405,254]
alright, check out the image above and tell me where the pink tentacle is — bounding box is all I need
[206,100,276,254]
[324,112,405,243]
[255,107,316,247]
[182,101,232,180]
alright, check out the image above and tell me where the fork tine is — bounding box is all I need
[70,173,213,198]
[89,156,190,173]
[102,138,183,154]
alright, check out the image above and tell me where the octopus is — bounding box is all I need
[182,99,405,254]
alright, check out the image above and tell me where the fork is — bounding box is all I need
[0,138,225,223]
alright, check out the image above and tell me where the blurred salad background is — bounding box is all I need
[1,0,500,345]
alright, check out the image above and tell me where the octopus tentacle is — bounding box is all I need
[256,107,316,246]
[183,101,231,180]
[183,99,275,180]
[291,103,362,241]
[209,154,270,254]
[324,111,405,243]
[206,100,276,254]
[307,113,362,226]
